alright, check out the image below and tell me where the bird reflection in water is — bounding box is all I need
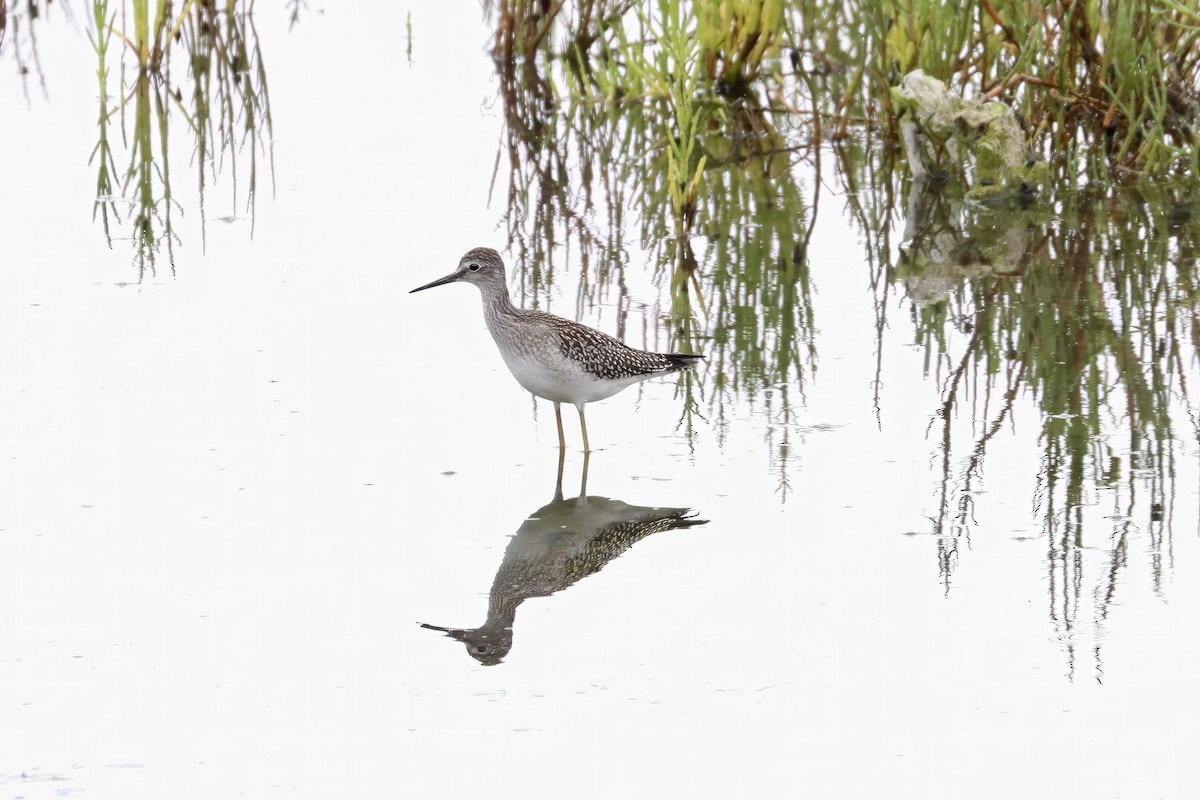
[420,452,706,665]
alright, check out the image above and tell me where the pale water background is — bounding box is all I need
[1,3,1198,799]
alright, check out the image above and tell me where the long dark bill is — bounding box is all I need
[418,622,468,641]
[409,272,461,293]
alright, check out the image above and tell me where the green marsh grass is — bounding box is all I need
[494,0,1200,186]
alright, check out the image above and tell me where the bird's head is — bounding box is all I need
[410,247,507,295]
[420,622,512,666]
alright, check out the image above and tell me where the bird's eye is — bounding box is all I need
[468,263,480,272]
[475,645,487,653]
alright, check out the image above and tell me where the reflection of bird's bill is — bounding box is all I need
[418,622,467,641]
[409,272,461,293]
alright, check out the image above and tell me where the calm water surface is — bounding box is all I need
[1,4,1197,799]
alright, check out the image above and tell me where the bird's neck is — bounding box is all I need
[479,281,518,324]
[484,595,519,629]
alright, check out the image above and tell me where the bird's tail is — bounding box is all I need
[663,352,705,373]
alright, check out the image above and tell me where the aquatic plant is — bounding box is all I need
[883,0,1200,180]
[489,0,1200,185]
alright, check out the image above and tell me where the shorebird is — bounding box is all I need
[410,248,702,451]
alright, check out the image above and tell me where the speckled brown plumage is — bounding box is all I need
[488,305,703,382]
[420,491,706,665]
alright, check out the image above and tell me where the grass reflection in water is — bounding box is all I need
[889,184,1198,677]
[485,1,1200,676]
[85,0,274,278]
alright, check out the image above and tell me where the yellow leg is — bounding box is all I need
[554,402,566,450]
[577,404,591,453]
[553,445,566,502]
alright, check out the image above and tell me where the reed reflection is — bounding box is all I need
[490,42,817,491]
[420,452,706,665]
[0,0,51,102]
[482,1,1200,677]
[878,181,1197,679]
[87,0,274,279]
